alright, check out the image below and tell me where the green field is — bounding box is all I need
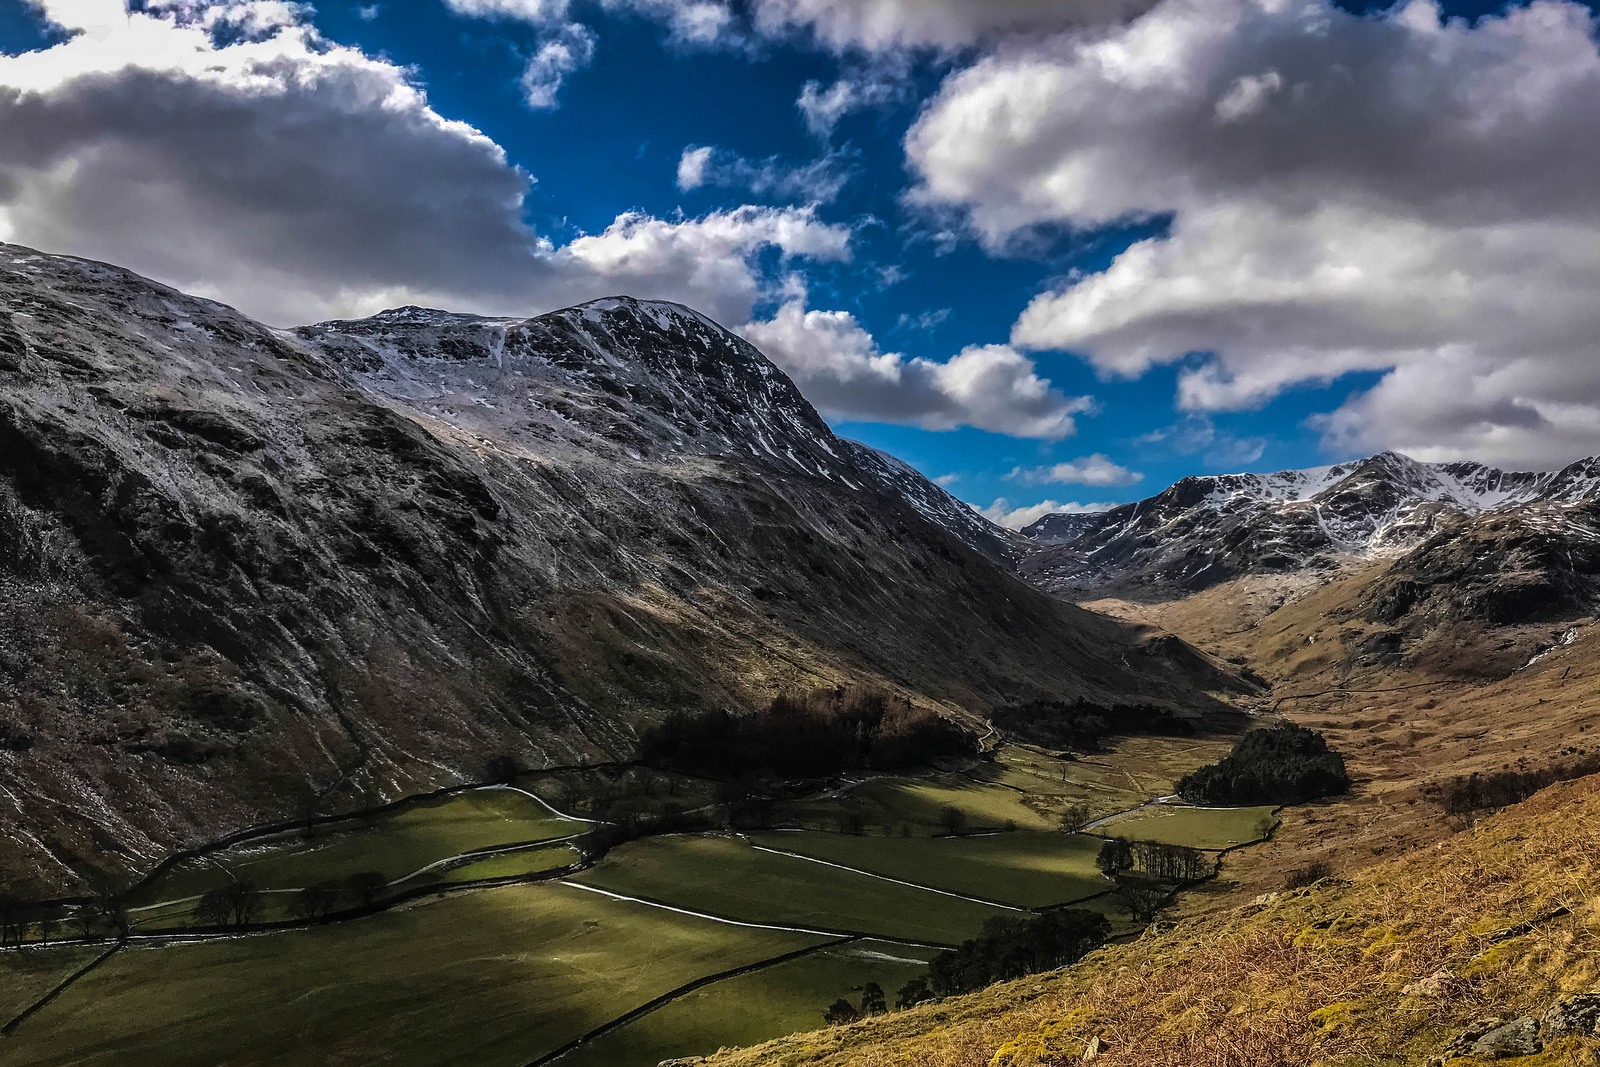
[131,788,583,916]
[0,944,104,1025]
[770,738,1240,838]
[1092,803,1279,849]
[748,830,1108,909]
[6,882,824,1067]
[2,736,1286,1066]
[562,939,940,1067]
[572,835,1010,944]
[981,745,1143,806]
[436,843,582,884]
[775,773,1060,836]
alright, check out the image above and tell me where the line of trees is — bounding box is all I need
[991,699,1192,753]
[638,686,977,780]
[1177,724,1349,805]
[1431,751,1600,814]
[1094,837,1216,922]
[1094,838,1211,883]
[0,880,127,947]
[817,910,1114,1025]
[927,909,1111,997]
[195,870,394,930]
[0,895,64,947]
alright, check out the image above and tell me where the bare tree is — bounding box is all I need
[0,896,29,947]
[196,880,264,929]
[345,871,387,910]
[938,806,967,836]
[82,872,130,942]
[1118,880,1168,923]
[294,882,339,922]
[1059,801,1091,833]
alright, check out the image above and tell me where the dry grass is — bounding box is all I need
[703,774,1600,1067]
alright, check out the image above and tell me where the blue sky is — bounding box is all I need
[3,0,1599,526]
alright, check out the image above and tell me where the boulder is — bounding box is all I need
[1544,993,1600,1037]
[1442,1017,1504,1059]
[1471,1017,1542,1059]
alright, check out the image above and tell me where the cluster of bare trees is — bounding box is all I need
[0,877,129,947]
[1432,751,1600,814]
[1095,837,1213,922]
[1095,838,1211,882]
[194,870,392,931]
[0,895,59,947]
[196,881,265,929]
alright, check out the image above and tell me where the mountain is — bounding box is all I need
[295,301,1018,562]
[1016,510,1109,546]
[0,244,1234,888]
[1019,451,1600,600]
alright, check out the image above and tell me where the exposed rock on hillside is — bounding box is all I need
[0,244,1233,888]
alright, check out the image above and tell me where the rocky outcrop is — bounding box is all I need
[0,244,1236,889]
[1432,992,1600,1062]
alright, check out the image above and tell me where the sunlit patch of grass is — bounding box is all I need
[574,835,1010,944]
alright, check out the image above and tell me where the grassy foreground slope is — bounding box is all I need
[704,775,1600,1067]
[0,944,104,1023]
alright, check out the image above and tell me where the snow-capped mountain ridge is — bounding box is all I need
[1020,451,1600,597]
[297,295,1012,557]
[1182,452,1550,513]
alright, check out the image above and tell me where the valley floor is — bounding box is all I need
[0,736,1263,1067]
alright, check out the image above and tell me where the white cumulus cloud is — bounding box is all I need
[743,300,1094,437]
[971,498,1114,531]
[0,0,854,328]
[796,71,908,136]
[750,0,1155,52]
[903,0,1600,466]
[518,21,596,109]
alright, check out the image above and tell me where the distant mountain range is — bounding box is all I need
[0,244,1231,886]
[1018,451,1600,606]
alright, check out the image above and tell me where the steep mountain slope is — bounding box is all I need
[1020,451,1600,601]
[0,245,1232,889]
